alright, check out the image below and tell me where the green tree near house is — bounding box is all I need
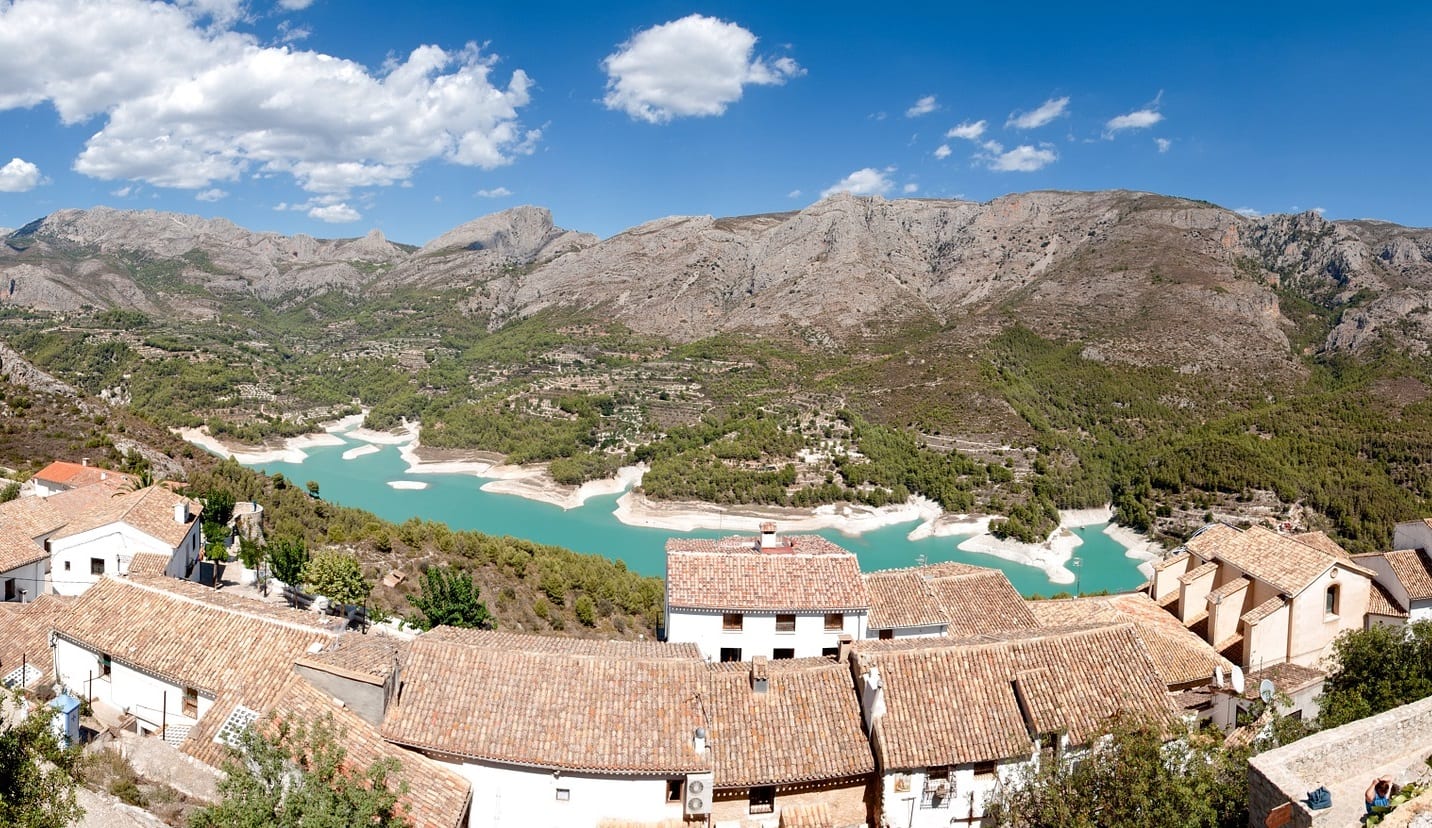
[267,537,309,605]
[0,692,85,828]
[302,551,372,608]
[189,712,408,828]
[985,715,1249,828]
[1317,620,1432,729]
[408,566,494,631]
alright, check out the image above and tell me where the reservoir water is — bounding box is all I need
[245,435,1149,596]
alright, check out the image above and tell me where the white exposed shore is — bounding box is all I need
[178,415,1161,584]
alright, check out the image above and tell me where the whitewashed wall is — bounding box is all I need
[0,559,46,602]
[666,608,866,661]
[879,760,1025,828]
[49,520,197,596]
[53,637,212,729]
[443,757,688,828]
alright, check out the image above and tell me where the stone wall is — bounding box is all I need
[1248,695,1432,827]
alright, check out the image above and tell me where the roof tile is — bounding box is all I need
[666,534,869,611]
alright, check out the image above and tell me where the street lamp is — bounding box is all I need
[1071,555,1082,596]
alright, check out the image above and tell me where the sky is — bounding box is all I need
[0,1,1429,244]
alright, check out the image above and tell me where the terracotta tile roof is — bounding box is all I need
[1292,531,1351,560]
[1152,552,1190,572]
[57,577,340,696]
[1026,593,1233,687]
[778,803,835,827]
[704,657,873,787]
[295,631,407,685]
[1368,581,1408,618]
[1244,663,1326,699]
[125,552,171,578]
[665,534,870,611]
[49,485,199,548]
[1240,596,1286,625]
[1384,549,1432,601]
[0,495,68,540]
[0,529,45,573]
[1186,524,1368,595]
[34,461,136,490]
[1179,561,1218,584]
[864,562,1038,634]
[383,627,711,775]
[1208,577,1251,602]
[191,672,470,828]
[0,595,71,686]
[852,624,1174,769]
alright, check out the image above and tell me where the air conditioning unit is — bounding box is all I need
[684,773,714,816]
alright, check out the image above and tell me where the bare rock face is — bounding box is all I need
[390,206,598,289]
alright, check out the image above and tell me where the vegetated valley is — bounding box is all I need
[3,189,1432,628]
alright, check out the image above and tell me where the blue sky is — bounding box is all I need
[0,1,1428,243]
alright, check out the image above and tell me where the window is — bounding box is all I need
[775,613,796,632]
[749,786,775,814]
[555,789,570,802]
[666,779,683,803]
[63,560,70,571]
[90,558,105,576]
[1325,584,1340,616]
[973,760,998,778]
[183,687,198,717]
[100,654,112,677]
[773,648,794,660]
[3,578,14,602]
[722,613,744,631]
[824,612,844,630]
[821,646,839,658]
[879,628,894,640]
[720,647,743,663]
[922,767,952,808]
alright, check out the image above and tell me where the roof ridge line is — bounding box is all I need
[118,577,338,637]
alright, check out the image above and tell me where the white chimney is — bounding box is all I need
[759,522,780,548]
[81,458,89,467]
[693,727,707,753]
[174,503,187,524]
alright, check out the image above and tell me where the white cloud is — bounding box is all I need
[1234,207,1261,217]
[1006,96,1069,129]
[905,95,937,118]
[946,119,986,141]
[786,189,801,198]
[111,185,136,197]
[308,202,360,222]
[475,187,512,198]
[986,145,1057,172]
[981,139,1004,154]
[821,167,893,198]
[1155,137,1171,153]
[602,14,802,123]
[0,157,42,192]
[933,144,951,160]
[0,0,537,196]
[278,0,314,9]
[902,182,918,194]
[1105,108,1163,133]
[195,187,227,201]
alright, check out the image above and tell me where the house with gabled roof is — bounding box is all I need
[1148,524,1375,670]
[382,628,712,828]
[0,594,69,689]
[0,495,68,602]
[50,576,470,827]
[1350,518,1432,625]
[664,524,869,662]
[704,654,874,826]
[851,623,1175,828]
[30,460,135,498]
[45,485,202,595]
[863,561,1039,640]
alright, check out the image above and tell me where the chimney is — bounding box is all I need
[750,656,769,694]
[837,633,854,664]
[81,458,89,467]
[759,522,779,549]
[100,472,108,481]
[692,727,707,754]
[174,502,188,524]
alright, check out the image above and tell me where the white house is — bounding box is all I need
[46,486,202,596]
[30,460,134,498]
[1148,524,1375,670]
[664,523,869,661]
[850,624,1175,828]
[0,594,68,690]
[383,628,712,828]
[0,496,66,602]
[1350,519,1432,625]
[863,562,1039,640]
[52,576,470,827]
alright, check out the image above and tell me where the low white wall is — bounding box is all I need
[444,756,686,828]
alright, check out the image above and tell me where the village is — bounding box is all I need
[3,459,1432,828]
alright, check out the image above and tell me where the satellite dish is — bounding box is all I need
[1231,665,1245,695]
[1260,679,1276,704]
[1213,665,1224,688]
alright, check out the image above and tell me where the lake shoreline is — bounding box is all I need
[175,416,1158,585]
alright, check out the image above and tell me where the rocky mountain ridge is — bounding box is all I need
[4,192,1432,369]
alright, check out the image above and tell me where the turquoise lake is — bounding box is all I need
[244,435,1148,596]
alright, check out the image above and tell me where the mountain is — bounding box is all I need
[4,191,1432,371]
